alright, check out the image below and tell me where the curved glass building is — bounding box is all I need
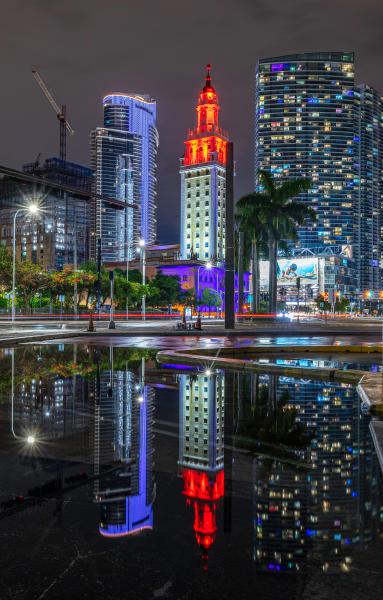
[256,52,356,251]
[255,52,383,296]
[91,93,158,262]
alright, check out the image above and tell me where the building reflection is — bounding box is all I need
[178,371,225,562]
[8,345,90,450]
[93,351,155,538]
[252,376,381,573]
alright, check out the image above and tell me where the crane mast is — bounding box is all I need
[32,69,74,161]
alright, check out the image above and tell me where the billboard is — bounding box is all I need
[260,258,319,288]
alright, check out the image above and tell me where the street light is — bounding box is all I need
[197,261,213,294]
[11,348,38,445]
[12,203,40,322]
[108,270,116,329]
[138,239,146,321]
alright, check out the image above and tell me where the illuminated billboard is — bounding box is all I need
[260,258,319,288]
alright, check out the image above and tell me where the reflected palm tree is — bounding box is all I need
[237,375,312,450]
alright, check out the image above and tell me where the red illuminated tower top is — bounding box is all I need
[183,65,228,167]
[182,468,224,566]
[196,64,220,133]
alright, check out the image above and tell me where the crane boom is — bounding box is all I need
[32,69,74,135]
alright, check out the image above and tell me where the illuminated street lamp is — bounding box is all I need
[11,349,37,445]
[197,261,213,295]
[12,203,40,322]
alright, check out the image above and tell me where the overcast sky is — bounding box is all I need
[1,0,382,242]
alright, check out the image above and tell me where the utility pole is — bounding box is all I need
[296,276,301,323]
[238,230,244,315]
[109,270,115,329]
[225,142,235,329]
[96,238,102,319]
[73,212,78,318]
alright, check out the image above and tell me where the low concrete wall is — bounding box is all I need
[157,344,383,408]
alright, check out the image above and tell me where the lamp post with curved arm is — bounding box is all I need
[12,204,40,322]
[197,261,213,296]
[11,348,37,445]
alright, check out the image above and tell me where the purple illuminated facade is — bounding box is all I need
[159,262,250,311]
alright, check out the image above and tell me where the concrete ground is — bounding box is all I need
[0,316,381,346]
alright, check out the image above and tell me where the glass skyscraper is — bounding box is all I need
[91,93,158,262]
[255,52,383,295]
[354,85,383,293]
[0,157,91,270]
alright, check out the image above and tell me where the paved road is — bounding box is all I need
[0,317,381,346]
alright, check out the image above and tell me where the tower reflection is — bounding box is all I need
[178,371,225,561]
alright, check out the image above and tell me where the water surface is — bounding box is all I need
[0,343,382,600]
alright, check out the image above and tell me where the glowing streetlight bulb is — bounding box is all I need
[26,435,36,444]
[138,239,146,248]
[137,395,144,403]
[28,204,39,215]
[206,261,212,270]
[205,369,212,376]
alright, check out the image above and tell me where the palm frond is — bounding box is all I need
[276,178,312,201]
[257,170,276,196]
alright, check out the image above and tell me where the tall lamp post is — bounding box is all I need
[12,204,40,323]
[126,246,129,320]
[11,348,37,445]
[138,239,146,321]
[224,142,235,329]
[197,261,213,295]
[108,270,116,329]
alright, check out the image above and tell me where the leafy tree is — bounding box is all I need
[179,288,197,317]
[315,294,350,314]
[0,246,12,289]
[149,273,182,306]
[16,261,52,313]
[199,287,222,317]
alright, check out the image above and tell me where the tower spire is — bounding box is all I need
[205,64,212,87]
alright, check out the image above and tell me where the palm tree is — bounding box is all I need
[235,194,269,312]
[259,171,316,313]
[238,171,315,314]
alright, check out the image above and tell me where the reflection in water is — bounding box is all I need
[93,350,155,538]
[178,372,225,562]
[252,376,381,574]
[2,343,382,590]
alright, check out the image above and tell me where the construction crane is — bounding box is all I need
[32,69,74,161]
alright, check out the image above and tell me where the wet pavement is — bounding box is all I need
[0,341,382,599]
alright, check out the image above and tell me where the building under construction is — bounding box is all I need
[0,157,93,271]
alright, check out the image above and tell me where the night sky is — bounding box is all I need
[1,0,382,242]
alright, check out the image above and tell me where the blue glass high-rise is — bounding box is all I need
[255,52,383,295]
[91,93,158,262]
